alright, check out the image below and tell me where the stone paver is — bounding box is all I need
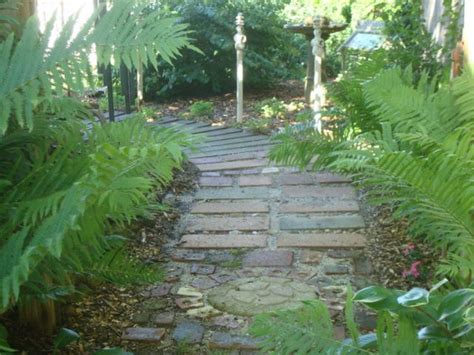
[209,332,259,350]
[277,233,366,248]
[194,187,277,200]
[243,250,294,267]
[238,175,272,186]
[191,201,269,214]
[186,216,269,232]
[122,327,165,342]
[196,159,268,172]
[180,234,268,249]
[146,283,172,297]
[172,321,205,344]
[280,173,352,185]
[199,176,233,187]
[190,263,216,275]
[279,215,365,230]
[171,251,206,262]
[280,200,360,213]
[282,185,356,198]
[153,312,175,327]
[207,277,316,316]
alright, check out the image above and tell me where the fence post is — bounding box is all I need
[312,16,324,132]
[234,12,246,123]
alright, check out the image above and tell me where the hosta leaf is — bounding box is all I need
[439,289,474,321]
[397,288,429,307]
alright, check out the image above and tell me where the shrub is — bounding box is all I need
[143,0,304,99]
[255,98,287,120]
[189,100,214,119]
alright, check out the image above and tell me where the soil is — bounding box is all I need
[151,80,307,129]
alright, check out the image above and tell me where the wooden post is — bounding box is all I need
[234,13,246,123]
[136,61,144,111]
[312,16,324,132]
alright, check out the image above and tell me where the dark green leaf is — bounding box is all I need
[53,328,80,349]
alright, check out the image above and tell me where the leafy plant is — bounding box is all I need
[255,98,287,120]
[143,0,303,99]
[0,0,195,339]
[271,66,474,285]
[53,328,80,352]
[251,282,474,354]
[189,100,214,119]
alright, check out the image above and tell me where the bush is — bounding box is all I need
[189,100,214,119]
[144,0,305,99]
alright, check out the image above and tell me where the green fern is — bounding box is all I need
[0,0,195,134]
[269,65,474,285]
[0,0,195,317]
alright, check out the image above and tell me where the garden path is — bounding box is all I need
[123,117,374,352]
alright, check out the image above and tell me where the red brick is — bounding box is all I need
[242,250,293,267]
[185,216,269,232]
[277,233,366,248]
[317,173,352,184]
[190,156,222,164]
[282,186,356,198]
[199,176,233,187]
[238,175,272,186]
[180,234,268,249]
[191,201,269,214]
[281,173,352,185]
[196,159,268,172]
[280,174,316,185]
[280,200,359,213]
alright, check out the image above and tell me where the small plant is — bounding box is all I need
[255,98,287,120]
[251,281,474,354]
[188,100,214,119]
[238,117,273,135]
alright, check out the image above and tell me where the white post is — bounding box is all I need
[234,13,246,123]
[312,16,324,132]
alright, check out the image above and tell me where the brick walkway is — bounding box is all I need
[122,117,373,352]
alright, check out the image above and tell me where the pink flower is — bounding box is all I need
[402,260,422,278]
[402,242,417,256]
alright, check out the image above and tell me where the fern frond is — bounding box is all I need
[0,0,193,134]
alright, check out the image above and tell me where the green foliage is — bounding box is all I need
[143,0,304,99]
[251,282,474,354]
[53,328,80,352]
[99,94,127,112]
[0,323,15,352]
[251,300,345,354]
[0,0,195,334]
[270,65,474,285]
[0,0,193,134]
[255,98,287,120]
[189,100,214,119]
[380,0,446,80]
